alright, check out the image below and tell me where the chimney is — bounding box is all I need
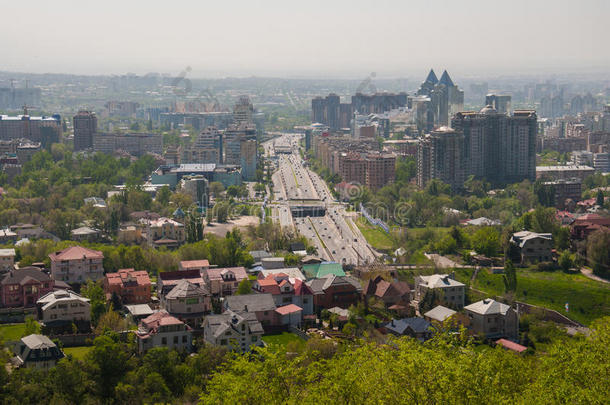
[391,319,395,327]
[244,304,248,312]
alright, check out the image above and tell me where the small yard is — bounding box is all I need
[64,346,93,360]
[0,323,26,342]
[262,332,305,349]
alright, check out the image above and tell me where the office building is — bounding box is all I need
[183,127,222,164]
[233,95,254,124]
[105,101,139,117]
[485,94,512,114]
[240,139,257,181]
[73,110,97,151]
[181,175,209,208]
[0,112,61,147]
[417,69,464,127]
[223,124,256,166]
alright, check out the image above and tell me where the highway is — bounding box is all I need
[263,134,377,265]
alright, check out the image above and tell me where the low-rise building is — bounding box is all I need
[423,305,457,325]
[178,260,210,273]
[103,268,152,305]
[0,248,16,272]
[258,268,306,281]
[157,269,205,297]
[202,310,264,352]
[36,290,91,332]
[302,262,345,279]
[252,273,314,315]
[223,294,277,329]
[49,246,104,284]
[202,267,248,297]
[136,310,193,354]
[162,279,212,328]
[384,318,433,341]
[1,267,54,308]
[363,275,411,307]
[13,334,64,369]
[414,274,466,309]
[464,298,518,340]
[509,231,553,264]
[306,275,363,310]
[70,226,101,242]
[146,217,185,248]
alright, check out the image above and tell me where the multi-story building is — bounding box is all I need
[104,101,139,118]
[233,95,254,124]
[162,279,212,328]
[180,175,209,208]
[157,269,205,297]
[223,294,278,329]
[464,298,518,340]
[13,334,64,369]
[103,268,152,305]
[536,165,596,181]
[93,132,162,157]
[365,153,396,191]
[485,94,512,114]
[179,259,210,272]
[417,127,466,191]
[306,275,363,310]
[202,267,248,297]
[541,179,582,209]
[223,124,256,166]
[414,274,466,309]
[36,290,91,327]
[240,139,257,181]
[182,127,222,164]
[0,267,55,308]
[417,69,464,127]
[0,112,61,147]
[49,246,104,284]
[136,310,193,354]
[252,273,314,315]
[202,310,263,352]
[73,110,97,151]
[146,217,185,248]
[593,152,610,173]
[0,87,41,110]
[509,231,553,264]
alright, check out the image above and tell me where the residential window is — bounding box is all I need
[162,337,167,345]
[251,336,257,342]
[182,335,187,343]
[220,339,227,345]
[173,336,178,344]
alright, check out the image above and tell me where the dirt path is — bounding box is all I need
[580,267,610,284]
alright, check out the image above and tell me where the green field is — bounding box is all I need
[455,267,610,326]
[64,346,93,360]
[0,323,26,342]
[355,218,394,251]
[262,332,305,348]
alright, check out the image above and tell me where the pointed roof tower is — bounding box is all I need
[439,70,454,87]
[424,69,438,84]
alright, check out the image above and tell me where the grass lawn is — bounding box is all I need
[466,268,610,326]
[355,218,394,251]
[262,332,305,348]
[64,346,93,360]
[0,323,26,342]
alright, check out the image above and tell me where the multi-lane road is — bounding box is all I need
[264,134,377,265]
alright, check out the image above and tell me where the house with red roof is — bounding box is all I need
[1,267,55,308]
[49,246,104,284]
[363,275,411,307]
[103,268,151,305]
[178,260,210,272]
[570,213,610,240]
[495,338,527,354]
[202,267,248,297]
[157,269,205,297]
[252,273,314,315]
[136,310,192,354]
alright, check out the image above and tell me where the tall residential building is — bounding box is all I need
[0,112,61,148]
[224,124,256,166]
[0,87,41,110]
[73,110,97,151]
[93,132,162,157]
[183,127,222,164]
[233,95,254,124]
[417,69,464,127]
[240,139,257,181]
[417,127,466,191]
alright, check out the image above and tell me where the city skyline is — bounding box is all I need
[0,0,608,77]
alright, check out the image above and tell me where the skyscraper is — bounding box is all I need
[73,110,97,151]
[417,69,464,127]
[233,95,254,125]
[485,94,512,114]
[417,127,466,191]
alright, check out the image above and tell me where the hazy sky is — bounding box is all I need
[1,0,608,78]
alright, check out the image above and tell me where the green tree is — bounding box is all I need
[558,250,574,272]
[586,228,610,279]
[156,185,172,206]
[85,335,131,399]
[81,280,106,325]
[23,316,40,336]
[503,259,517,293]
[236,278,252,295]
[472,227,501,257]
[596,189,605,207]
[209,182,224,198]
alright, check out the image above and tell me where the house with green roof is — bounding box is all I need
[302,262,345,279]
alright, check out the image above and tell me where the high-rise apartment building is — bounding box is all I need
[417,127,466,191]
[224,124,256,166]
[0,87,41,110]
[92,132,162,157]
[233,96,254,125]
[0,112,61,148]
[485,94,512,114]
[73,110,97,151]
[183,127,222,164]
[240,139,257,181]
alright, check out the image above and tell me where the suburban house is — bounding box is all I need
[509,231,554,264]
[157,269,205,297]
[202,267,248,297]
[223,294,278,329]
[117,225,144,244]
[0,248,16,272]
[274,304,303,327]
[253,273,314,315]
[136,310,193,354]
[464,298,519,340]
[249,250,272,267]
[103,268,152,305]
[36,290,91,333]
[258,267,306,281]
[162,279,212,328]
[383,318,433,341]
[12,334,64,369]
[178,259,210,272]
[49,246,104,284]
[363,275,411,306]
[423,305,457,325]
[70,226,101,242]
[125,304,154,323]
[306,275,363,311]
[0,267,55,308]
[414,274,466,309]
[570,213,610,240]
[146,217,185,248]
[302,262,346,279]
[0,228,17,244]
[261,257,285,269]
[202,310,264,352]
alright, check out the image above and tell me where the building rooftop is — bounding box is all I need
[21,334,57,349]
[165,279,210,299]
[385,317,431,335]
[465,298,511,316]
[49,246,103,261]
[37,290,89,311]
[224,293,276,313]
[423,305,456,322]
[418,274,464,289]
